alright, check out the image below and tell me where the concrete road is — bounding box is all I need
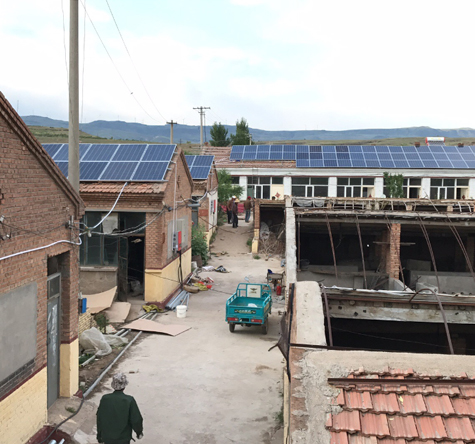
[86,222,285,443]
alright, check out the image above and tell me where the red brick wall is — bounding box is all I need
[0,112,82,399]
[384,223,401,279]
[145,150,193,270]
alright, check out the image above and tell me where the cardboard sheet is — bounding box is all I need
[85,286,117,314]
[103,302,131,323]
[123,319,191,336]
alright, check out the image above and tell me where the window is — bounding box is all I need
[337,178,374,198]
[430,178,469,200]
[383,178,422,198]
[292,177,328,197]
[80,212,146,266]
[231,176,240,185]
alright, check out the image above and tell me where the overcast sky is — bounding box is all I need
[1,0,474,131]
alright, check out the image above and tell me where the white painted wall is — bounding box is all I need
[328,177,337,197]
[238,176,247,200]
[284,176,292,196]
[421,177,431,199]
[374,176,384,197]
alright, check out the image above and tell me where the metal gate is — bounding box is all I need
[47,273,61,407]
[118,237,128,301]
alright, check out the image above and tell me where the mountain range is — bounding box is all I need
[21,115,475,144]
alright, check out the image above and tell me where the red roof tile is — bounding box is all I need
[326,368,475,444]
[371,393,399,413]
[460,385,475,398]
[359,413,390,437]
[330,432,349,444]
[397,394,427,415]
[348,435,378,444]
[451,397,475,416]
[386,415,418,438]
[345,391,373,411]
[424,395,455,415]
[414,415,448,440]
[443,417,475,440]
[329,410,361,433]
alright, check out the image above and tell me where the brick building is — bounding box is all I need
[0,92,84,443]
[186,155,219,245]
[43,143,194,302]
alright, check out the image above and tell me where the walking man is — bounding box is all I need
[226,197,233,224]
[232,196,239,228]
[96,373,143,444]
[244,196,252,223]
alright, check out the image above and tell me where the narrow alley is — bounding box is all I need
[65,218,285,443]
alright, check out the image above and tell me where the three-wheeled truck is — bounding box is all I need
[225,283,272,334]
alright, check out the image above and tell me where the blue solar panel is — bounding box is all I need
[43,143,63,158]
[101,162,138,180]
[83,144,119,161]
[80,162,108,180]
[54,145,69,161]
[56,162,69,177]
[228,144,475,169]
[190,167,210,179]
[113,145,147,161]
[43,143,177,181]
[133,162,168,181]
[193,155,214,167]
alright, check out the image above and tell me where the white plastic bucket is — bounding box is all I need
[176,305,187,318]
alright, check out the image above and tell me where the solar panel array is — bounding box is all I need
[43,143,176,181]
[229,145,475,169]
[185,155,215,180]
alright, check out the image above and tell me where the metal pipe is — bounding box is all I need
[408,287,454,355]
[325,212,338,284]
[84,314,158,398]
[355,214,367,289]
[320,284,334,347]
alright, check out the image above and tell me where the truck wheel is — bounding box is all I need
[229,323,235,333]
[262,319,268,335]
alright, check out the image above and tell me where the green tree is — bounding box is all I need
[210,122,230,146]
[230,117,253,145]
[217,169,243,204]
[383,172,404,198]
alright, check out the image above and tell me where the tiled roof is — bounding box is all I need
[326,368,475,444]
[80,182,165,194]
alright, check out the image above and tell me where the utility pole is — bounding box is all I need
[193,106,210,147]
[249,134,252,145]
[68,0,80,193]
[167,120,178,144]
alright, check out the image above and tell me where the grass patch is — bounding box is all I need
[253,254,260,260]
[246,238,252,247]
[65,406,77,414]
[275,407,284,426]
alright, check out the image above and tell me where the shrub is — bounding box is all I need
[192,225,209,265]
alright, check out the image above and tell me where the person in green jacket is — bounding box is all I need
[96,373,143,444]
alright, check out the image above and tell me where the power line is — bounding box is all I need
[78,0,163,124]
[193,106,210,148]
[104,0,167,123]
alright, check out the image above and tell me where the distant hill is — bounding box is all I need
[21,115,475,144]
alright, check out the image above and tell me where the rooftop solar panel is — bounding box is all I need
[43,143,63,158]
[133,162,168,181]
[44,143,177,181]
[185,155,214,180]
[229,144,475,169]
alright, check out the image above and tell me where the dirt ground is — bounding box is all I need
[52,214,286,444]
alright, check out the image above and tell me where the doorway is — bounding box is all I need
[47,273,61,407]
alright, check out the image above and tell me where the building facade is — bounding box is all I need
[0,92,84,443]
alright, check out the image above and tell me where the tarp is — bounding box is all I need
[85,286,117,314]
[122,319,191,336]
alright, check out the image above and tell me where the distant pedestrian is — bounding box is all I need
[244,196,252,223]
[226,197,234,224]
[96,373,143,444]
[232,197,239,228]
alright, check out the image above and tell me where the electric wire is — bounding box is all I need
[104,0,167,123]
[78,0,162,124]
